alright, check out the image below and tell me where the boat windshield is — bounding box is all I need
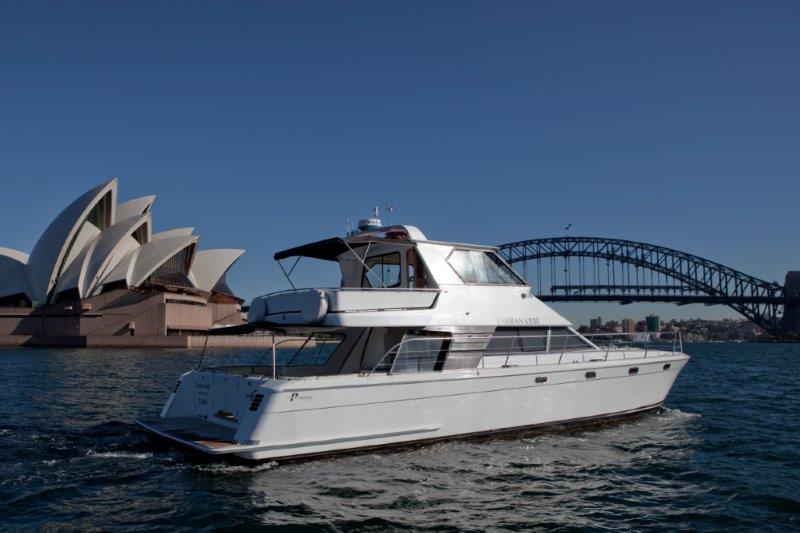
[446,250,525,285]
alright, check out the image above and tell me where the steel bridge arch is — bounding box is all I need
[497,237,786,335]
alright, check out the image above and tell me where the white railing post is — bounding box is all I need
[558,335,567,364]
[272,335,277,380]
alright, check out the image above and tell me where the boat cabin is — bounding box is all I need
[222,225,593,379]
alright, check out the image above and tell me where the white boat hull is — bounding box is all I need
[137,351,689,461]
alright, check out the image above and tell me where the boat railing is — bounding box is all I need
[365,330,683,376]
[254,287,442,299]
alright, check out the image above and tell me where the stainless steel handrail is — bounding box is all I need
[247,336,325,378]
[254,287,442,300]
[365,331,682,376]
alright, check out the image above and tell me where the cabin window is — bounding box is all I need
[406,248,433,288]
[446,250,525,285]
[549,327,593,351]
[486,327,548,355]
[391,333,450,373]
[283,333,344,367]
[362,252,402,288]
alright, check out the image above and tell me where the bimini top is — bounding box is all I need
[274,225,495,262]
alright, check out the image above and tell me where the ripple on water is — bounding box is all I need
[0,344,799,530]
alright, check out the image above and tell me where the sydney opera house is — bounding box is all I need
[0,179,248,346]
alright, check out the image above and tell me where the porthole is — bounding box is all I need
[585,371,596,379]
[628,367,639,375]
[535,376,547,384]
[663,363,671,370]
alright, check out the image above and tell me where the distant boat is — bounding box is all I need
[136,219,689,461]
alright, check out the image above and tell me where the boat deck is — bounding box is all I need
[135,416,240,452]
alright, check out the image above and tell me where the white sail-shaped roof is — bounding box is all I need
[99,248,140,289]
[116,196,155,222]
[129,235,199,288]
[0,248,29,299]
[53,239,96,298]
[83,214,152,297]
[152,227,194,240]
[2,178,245,305]
[25,179,117,304]
[189,249,245,292]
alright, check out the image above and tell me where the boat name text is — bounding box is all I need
[497,316,540,326]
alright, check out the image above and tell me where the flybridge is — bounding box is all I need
[246,222,545,332]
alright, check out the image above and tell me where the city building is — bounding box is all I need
[622,317,636,333]
[0,179,249,347]
[646,314,661,332]
[589,316,603,332]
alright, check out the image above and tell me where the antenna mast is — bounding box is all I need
[384,202,396,225]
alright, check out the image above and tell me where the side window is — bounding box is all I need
[447,250,478,283]
[487,328,548,354]
[362,253,401,288]
[447,249,525,285]
[406,248,428,288]
[549,327,592,351]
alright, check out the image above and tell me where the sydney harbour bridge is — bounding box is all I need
[496,237,800,338]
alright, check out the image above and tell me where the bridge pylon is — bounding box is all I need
[781,272,800,336]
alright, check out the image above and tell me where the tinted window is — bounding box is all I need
[549,327,592,351]
[487,328,548,354]
[284,334,344,367]
[447,250,525,285]
[362,253,401,288]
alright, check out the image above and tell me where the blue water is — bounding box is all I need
[0,343,798,530]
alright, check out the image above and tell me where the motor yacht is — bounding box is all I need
[136,218,689,461]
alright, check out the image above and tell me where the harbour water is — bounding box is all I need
[1,343,798,530]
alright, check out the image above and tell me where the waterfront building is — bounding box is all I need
[0,179,247,346]
[646,314,661,332]
[589,316,602,332]
[622,317,636,333]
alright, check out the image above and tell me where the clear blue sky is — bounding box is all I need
[1,1,798,325]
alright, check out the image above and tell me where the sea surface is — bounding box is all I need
[0,343,798,531]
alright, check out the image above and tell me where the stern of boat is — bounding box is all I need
[136,369,272,455]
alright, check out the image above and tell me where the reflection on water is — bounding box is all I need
[0,343,798,530]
